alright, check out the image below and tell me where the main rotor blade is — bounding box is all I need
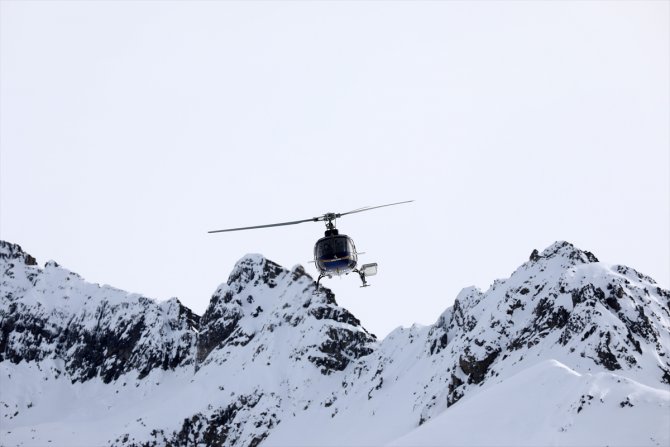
[208,200,413,234]
[208,217,318,234]
[338,200,414,217]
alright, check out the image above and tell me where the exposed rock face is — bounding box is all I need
[1,240,668,447]
[124,391,280,447]
[0,242,199,383]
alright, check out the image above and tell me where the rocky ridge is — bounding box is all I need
[1,240,668,446]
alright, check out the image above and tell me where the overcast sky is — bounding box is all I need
[1,1,668,338]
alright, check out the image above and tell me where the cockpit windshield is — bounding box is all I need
[316,236,352,259]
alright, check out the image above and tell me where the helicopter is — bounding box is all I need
[208,200,413,288]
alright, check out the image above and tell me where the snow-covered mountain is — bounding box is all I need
[1,240,669,446]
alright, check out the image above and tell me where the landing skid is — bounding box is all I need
[315,270,370,289]
[316,273,326,289]
[353,269,370,288]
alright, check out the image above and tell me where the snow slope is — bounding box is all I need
[1,240,668,446]
[389,359,669,447]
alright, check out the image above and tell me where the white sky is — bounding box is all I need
[1,1,668,338]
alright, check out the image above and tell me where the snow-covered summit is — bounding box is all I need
[536,240,600,263]
[1,240,668,446]
[197,252,375,375]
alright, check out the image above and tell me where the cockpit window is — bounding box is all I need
[335,238,348,252]
[317,237,351,258]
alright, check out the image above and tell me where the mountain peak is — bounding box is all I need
[536,240,599,264]
[226,254,289,291]
[0,240,37,266]
[197,251,375,370]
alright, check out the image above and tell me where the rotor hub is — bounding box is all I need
[323,213,338,230]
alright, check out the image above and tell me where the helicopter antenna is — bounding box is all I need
[208,200,414,234]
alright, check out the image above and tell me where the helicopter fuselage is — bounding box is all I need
[313,229,358,277]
